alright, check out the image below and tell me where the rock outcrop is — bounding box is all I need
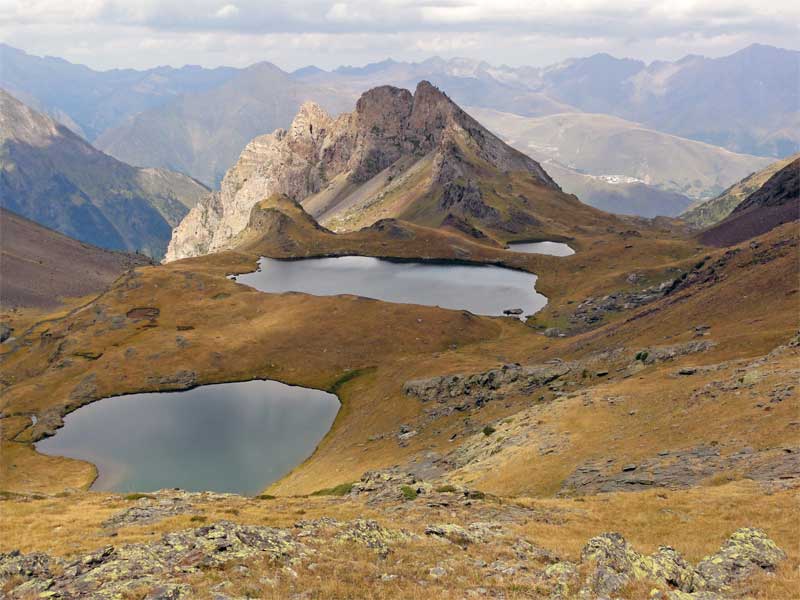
[165,81,560,261]
[0,521,310,599]
[0,522,783,599]
[403,362,571,407]
[542,528,785,599]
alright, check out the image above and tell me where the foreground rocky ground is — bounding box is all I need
[0,475,794,599]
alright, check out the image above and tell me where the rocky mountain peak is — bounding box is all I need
[290,101,332,139]
[166,81,563,261]
[409,80,460,132]
[355,85,414,124]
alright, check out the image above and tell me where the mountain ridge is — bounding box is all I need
[0,207,154,309]
[0,89,208,258]
[681,154,800,228]
[699,158,800,246]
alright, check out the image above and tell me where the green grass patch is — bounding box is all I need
[400,485,418,501]
[329,366,377,394]
[311,482,354,497]
[435,485,457,493]
[123,493,155,501]
[482,426,496,436]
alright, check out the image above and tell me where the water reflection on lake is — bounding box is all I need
[236,256,546,317]
[37,380,339,495]
[507,241,574,256]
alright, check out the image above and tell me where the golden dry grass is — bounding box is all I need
[0,480,796,598]
[0,200,797,597]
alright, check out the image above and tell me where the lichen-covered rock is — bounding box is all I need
[512,538,559,565]
[579,532,699,597]
[563,528,786,599]
[1,521,310,599]
[646,546,702,592]
[0,549,55,591]
[334,519,414,557]
[349,469,433,504]
[102,494,195,528]
[637,340,717,365]
[665,591,725,600]
[425,524,480,548]
[542,561,580,599]
[695,527,786,592]
[424,522,505,545]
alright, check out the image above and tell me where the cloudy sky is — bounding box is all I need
[1,0,798,71]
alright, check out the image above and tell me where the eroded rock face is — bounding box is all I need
[561,445,799,495]
[165,81,556,261]
[438,179,498,220]
[403,362,571,406]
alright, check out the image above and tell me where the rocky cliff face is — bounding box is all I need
[165,81,559,261]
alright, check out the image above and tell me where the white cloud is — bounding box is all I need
[214,4,239,19]
[0,0,797,70]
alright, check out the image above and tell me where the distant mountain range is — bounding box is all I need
[2,43,797,218]
[0,90,208,258]
[0,43,238,141]
[468,108,773,217]
[94,63,355,188]
[293,45,800,158]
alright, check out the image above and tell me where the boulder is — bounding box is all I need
[579,533,699,597]
[695,528,786,592]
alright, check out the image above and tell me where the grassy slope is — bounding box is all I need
[0,200,797,597]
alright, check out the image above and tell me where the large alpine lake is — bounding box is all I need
[236,256,547,317]
[37,380,339,494]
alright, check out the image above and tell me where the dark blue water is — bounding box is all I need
[236,256,546,317]
[37,380,339,494]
